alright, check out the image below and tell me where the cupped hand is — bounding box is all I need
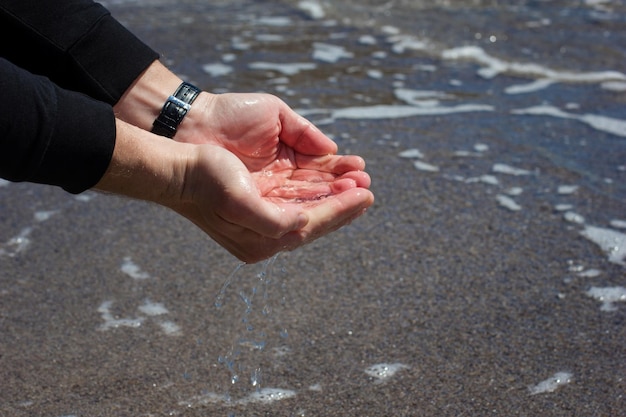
[173,143,373,263]
[171,92,374,262]
[112,62,373,260]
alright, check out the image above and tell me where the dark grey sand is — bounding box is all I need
[1,1,625,416]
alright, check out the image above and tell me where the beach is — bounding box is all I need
[1,0,625,415]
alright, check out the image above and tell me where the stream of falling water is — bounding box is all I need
[214,254,287,401]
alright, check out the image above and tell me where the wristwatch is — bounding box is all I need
[151,82,201,138]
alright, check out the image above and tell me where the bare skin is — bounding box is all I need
[102,61,374,263]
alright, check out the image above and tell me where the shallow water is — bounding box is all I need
[1,0,625,416]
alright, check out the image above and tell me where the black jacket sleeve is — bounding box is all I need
[0,58,116,194]
[0,0,160,193]
[0,0,159,104]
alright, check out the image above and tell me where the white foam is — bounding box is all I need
[413,161,439,172]
[249,61,316,75]
[480,175,500,185]
[564,212,585,224]
[382,25,401,35]
[577,268,602,278]
[505,78,555,94]
[506,187,524,196]
[329,104,493,120]
[367,69,383,79]
[158,320,182,336]
[364,363,409,383]
[138,300,169,316]
[372,51,388,59]
[178,392,225,407]
[492,163,532,176]
[442,45,626,85]
[34,210,59,222]
[586,286,626,311]
[202,63,233,77]
[97,301,144,331]
[555,204,574,212]
[416,64,437,72]
[454,150,480,157]
[121,257,151,280]
[525,18,552,28]
[388,35,429,54]
[256,34,285,42]
[239,388,296,404]
[179,388,296,407]
[529,372,573,395]
[580,225,626,266]
[298,1,325,19]
[610,220,626,229]
[75,192,96,202]
[466,175,499,185]
[231,36,251,51]
[557,185,579,195]
[512,105,626,138]
[0,227,32,257]
[0,178,9,187]
[359,34,377,45]
[398,148,424,159]
[601,81,626,92]
[255,16,292,26]
[312,42,354,63]
[394,88,453,106]
[474,143,489,152]
[496,194,522,211]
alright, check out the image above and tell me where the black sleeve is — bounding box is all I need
[0,0,159,104]
[0,58,115,194]
[0,0,161,193]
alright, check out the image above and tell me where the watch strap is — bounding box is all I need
[151,82,201,138]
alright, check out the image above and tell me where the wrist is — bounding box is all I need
[114,60,183,131]
[94,119,193,207]
[170,90,214,144]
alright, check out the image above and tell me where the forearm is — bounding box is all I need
[94,118,192,206]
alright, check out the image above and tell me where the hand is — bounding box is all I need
[97,119,373,264]
[112,63,374,261]
[171,93,373,262]
[173,141,373,263]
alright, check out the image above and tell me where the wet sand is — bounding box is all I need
[1,1,625,416]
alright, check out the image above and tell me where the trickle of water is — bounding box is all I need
[251,368,262,387]
[214,254,287,395]
[215,262,245,308]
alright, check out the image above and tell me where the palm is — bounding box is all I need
[186,93,368,202]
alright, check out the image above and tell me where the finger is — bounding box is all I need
[296,154,366,174]
[288,187,375,244]
[336,170,371,188]
[220,195,310,239]
[212,188,374,263]
[278,103,338,155]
